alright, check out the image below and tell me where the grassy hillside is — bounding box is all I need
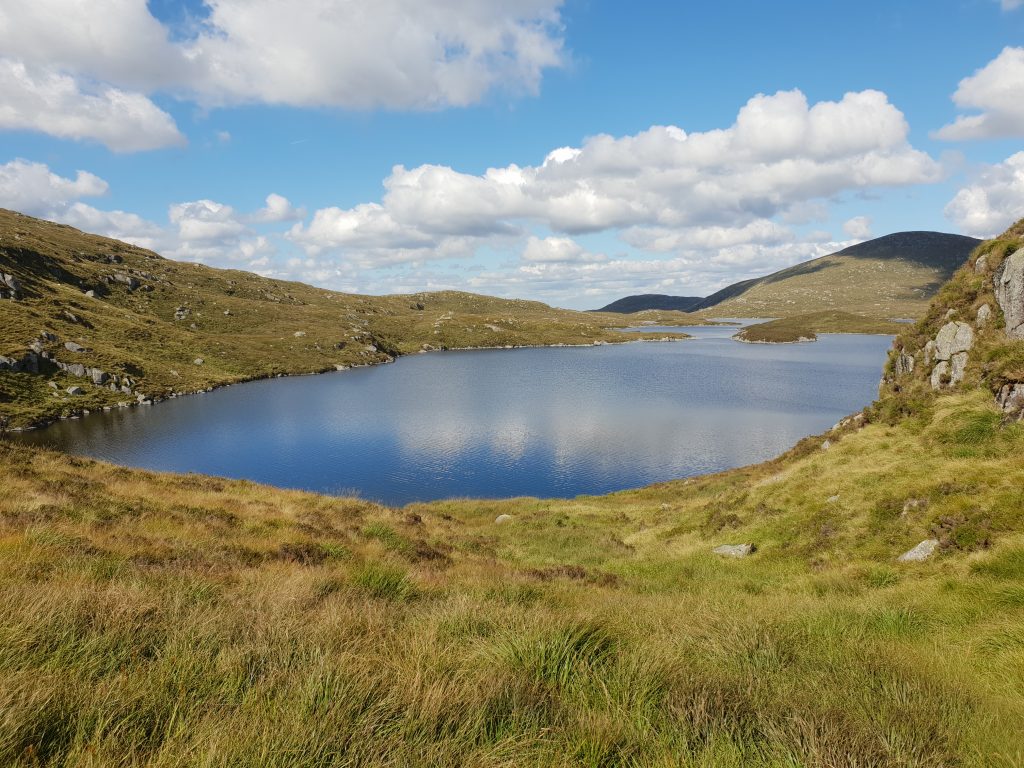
[694,231,981,320]
[2,387,1024,765]
[594,294,705,313]
[0,209,689,429]
[733,311,904,343]
[0,218,1022,765]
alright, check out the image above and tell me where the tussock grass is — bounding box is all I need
[1,389,1024,764]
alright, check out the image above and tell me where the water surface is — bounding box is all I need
[17,327,891,504]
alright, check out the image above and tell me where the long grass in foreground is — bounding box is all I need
[1,388,1024,766]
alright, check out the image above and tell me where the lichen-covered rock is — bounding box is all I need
[113,272,140,291]
[930,322,974,389]
[923,340,936,366]
[930,360,950,390]
[934,321,974,360]
[895,351,915,376]
[64,341,87,353]
[998,383,1024,420]
[713,543,755,558]
[0,272,21,299]
[976,303,992,327]
[897,539,939,562]
[995,247,1024,338]
[949,352,969,386]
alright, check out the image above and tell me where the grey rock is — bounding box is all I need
[995,247,1024,338]
[89,368,109,386]
[997,383,1024,419]
[84,290,95,298]
[713,543,755,558]
[113,272,140,290]
[897,539,939,562]
[40,331,57,341]
[820,439,832,451]
[174,306,190,321]
[976,303,992,327]
[975,253,989,274]
[924,340,936,366]
[949,351,969,386]
[64,341,86,353]
[930,322,974,390]
[193,357,204,365]
[495,514,513,524]
[66,386,84,396]
[1,272,21,299]
[294,331,306,337]
[934,321,974,360]
[895,351,914,376]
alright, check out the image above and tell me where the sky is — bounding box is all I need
[0,1,1023,309]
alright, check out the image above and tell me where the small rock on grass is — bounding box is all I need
[495,514,513,524]
[713,543,755,558]
[897,539,939,562]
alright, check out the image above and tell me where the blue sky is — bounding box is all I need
[1,0,1023,308]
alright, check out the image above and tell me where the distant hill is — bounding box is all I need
[693,231,981,319]
[0,209,686,428]
[594,294,705,313]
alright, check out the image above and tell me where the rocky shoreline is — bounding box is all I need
[5,334,691,433]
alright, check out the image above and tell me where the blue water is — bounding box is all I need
[16,326,892,505]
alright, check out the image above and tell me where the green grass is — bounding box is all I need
[694,231,979,321]
[2,382,1024,764]
[0,213,1023,764]
[732,311,903,343]
[0,208,692,428]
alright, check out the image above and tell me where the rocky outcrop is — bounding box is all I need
[976,303,992,327]
[894,351,914,376]
[997,383,1024,420]
[0,272,21,300]
[929,321,974,389]
[897,539,939,562]
[112,272,140,291]
[713,543,755,558]
[995,247,1024,338]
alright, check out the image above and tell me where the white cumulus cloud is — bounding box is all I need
[290,89,939,266]
[253,193,306,223]
[0,159,108,215]
[945,152,1024,237]
[842,216,873,240]
[935,47,1024,140]
[0,0,567,149]
[0,60,184,152]
[521,236,604,263]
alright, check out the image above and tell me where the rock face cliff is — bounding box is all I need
[879,222,1024,419]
